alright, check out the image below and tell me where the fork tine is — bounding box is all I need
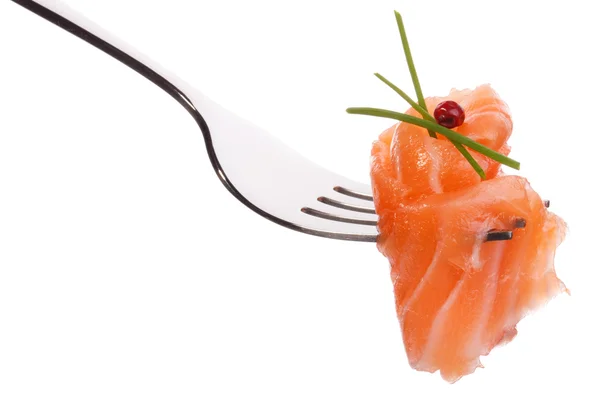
[301,208,378,226]
[514,218,526,228]
[485,216,528,242]
[487,199,549,242]
[333,186,374,201]
[317,197,377,214]
[485,231,513,241]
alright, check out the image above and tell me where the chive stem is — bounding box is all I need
[346,107,520,170]
[453,142,486,178]
[374,73,429,117]
[394,11,436,139]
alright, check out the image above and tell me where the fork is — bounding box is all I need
[11,0,380,242]
[11,0,523,244]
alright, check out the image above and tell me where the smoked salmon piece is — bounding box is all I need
[371,84,567,383]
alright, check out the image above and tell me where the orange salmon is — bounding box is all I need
[370,84,567,383]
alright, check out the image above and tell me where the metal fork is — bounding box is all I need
[11,0,380,242]
[11,0,527,243]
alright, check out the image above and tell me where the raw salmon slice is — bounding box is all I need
[371,84,567,383]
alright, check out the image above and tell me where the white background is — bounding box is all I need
[0,0,597,398]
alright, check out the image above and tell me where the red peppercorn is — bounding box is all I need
[434,100,465,129]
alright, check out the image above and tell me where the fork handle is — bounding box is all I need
[11,0,203,121]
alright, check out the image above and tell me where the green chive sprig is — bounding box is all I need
[346,10,520,178]
[394,11,436,140]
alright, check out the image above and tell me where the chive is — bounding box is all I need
[374,73,428,116]
[453,143,486,178]
[346,107,520,170]
[394,11,436,139]
[374,73,486,179]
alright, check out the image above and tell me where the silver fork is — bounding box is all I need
[11,0,380,242]
[11,0,526,244]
